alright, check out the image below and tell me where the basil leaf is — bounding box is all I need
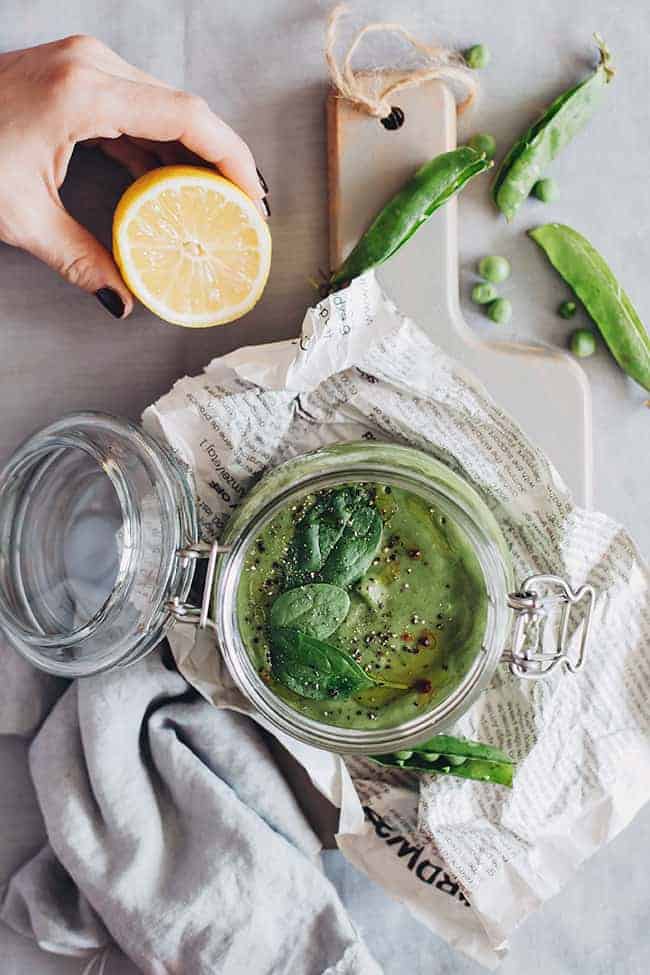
[270,584,350,640]
[269,627,375,700]
[286,486,383,589]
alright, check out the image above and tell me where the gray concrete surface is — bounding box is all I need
[1,1,648,972]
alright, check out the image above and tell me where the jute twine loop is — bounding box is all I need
[325,4,478,118]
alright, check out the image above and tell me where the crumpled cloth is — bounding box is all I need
[0,647,381,975]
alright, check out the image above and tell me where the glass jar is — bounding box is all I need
[206,442,595,754]
[0,413,197,676]
[0,423,593,752]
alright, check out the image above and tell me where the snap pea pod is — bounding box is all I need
[529,224,650,391]
[330,147,492,287]
[493,35,614,221]
[370,734,514,787]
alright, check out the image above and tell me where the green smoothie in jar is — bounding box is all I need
[236,481,488,731]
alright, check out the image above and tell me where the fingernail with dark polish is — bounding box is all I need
[261,197,271,218]
[95,287,125,318]
[256,167,269,194]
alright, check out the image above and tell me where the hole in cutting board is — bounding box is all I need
[381,106,405,130]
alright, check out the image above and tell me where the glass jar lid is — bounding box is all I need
[0,413,198,676]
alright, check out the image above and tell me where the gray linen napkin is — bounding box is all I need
[0,646,381,974]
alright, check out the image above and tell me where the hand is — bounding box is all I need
[0,35,268,318]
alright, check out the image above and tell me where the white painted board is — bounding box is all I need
[328,79,592,506]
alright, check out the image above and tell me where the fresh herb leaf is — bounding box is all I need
[289,493,349,577]
[269,627,376,700]
[320,502,382,588]
[286,486,383,589]
[270,584,350,640]
[270,626,410,700]
[371,734,515,787]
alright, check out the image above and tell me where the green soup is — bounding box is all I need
[236,482,487,731]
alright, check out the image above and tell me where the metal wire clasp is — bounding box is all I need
[503,574,595,680]
[167,541,231,632]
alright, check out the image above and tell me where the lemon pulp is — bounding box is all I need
[113,166,271,328]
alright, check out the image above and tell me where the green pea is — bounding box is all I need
[488,298,512,325]
[464,44,491,69]
[468,133,496,160]
[570,329,596,358]
[559,300,577,319]
[478,255,510,283]
[532,177,559,203]
[472,282,498,304]
[394,750,413,761]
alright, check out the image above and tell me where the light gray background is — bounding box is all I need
[1,1,648,972]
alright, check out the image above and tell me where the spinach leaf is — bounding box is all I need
[289,490,351,577]
[370,734,514,787]
[270,584,350,640]
[320,502,382,587]
[269,627,375,700]
[270,626,409,700]
[286,486,383,589]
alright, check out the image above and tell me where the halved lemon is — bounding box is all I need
[113,165,271,327]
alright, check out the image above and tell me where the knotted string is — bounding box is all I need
[325,4,478,119]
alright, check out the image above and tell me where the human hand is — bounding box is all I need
[0,35,269,318]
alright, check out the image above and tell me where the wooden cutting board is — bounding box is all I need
[327,76,592,506]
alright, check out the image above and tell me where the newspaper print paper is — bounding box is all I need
[143,272,650,968]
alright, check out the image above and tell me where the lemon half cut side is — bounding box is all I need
[113,165,271,328]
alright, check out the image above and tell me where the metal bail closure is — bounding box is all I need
[503,574,595,680]
[167,541,231,632]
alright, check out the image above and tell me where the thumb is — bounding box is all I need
[25,197,133,318]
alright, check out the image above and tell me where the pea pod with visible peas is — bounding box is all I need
[371,734,515,787]
[529,223,650,391]
[493,35,614,222]
[330,147,492,288]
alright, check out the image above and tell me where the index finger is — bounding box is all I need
[93,74,265,204]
